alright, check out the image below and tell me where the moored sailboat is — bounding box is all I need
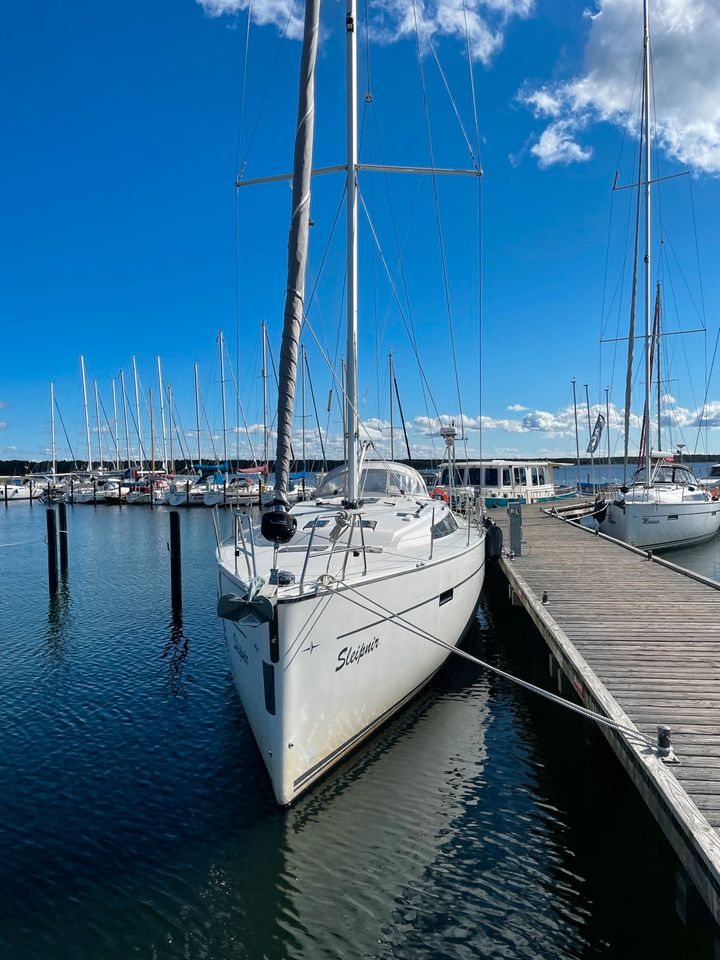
[597,0,720,552]
[215,0,486,805]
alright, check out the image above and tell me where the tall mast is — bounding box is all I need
[80,355,93,471]
[656,284,662,451]
[571,377,580,491]
[93,380,102,469]
[219,330,228,466]
[168,384,175,471]
[194,361,202,467]
[50,381,56,477]
[643,0,652,480]
[119,369,132,470]
[157,356,168,472]
[131,355,143,469]
[111,378,120,470]
[345,0,359,504]
[388,351,395,460]
[149,387,155,473]
[261,320,269,465]
[605,385,611,479]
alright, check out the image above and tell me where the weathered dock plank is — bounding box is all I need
[495,503,720,927]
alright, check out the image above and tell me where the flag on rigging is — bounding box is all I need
[586,413,606,454]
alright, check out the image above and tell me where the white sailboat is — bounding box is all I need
[215,0,486,805]
[597,0,720,552]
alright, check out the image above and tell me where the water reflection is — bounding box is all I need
[44,577,71,664]
[161,609,190,697]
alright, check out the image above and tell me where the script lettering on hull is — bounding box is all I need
[336,637,380,673]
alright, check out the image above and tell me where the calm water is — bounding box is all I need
[1,502,717,958]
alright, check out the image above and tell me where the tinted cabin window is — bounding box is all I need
[538,468,545,485]
[432,512,459,539]
[502,468,511,486]
[468,467,483,485]
[484,467,498,486]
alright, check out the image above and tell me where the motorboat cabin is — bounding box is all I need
[437,460,574,507]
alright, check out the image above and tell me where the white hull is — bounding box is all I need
[167,489,206,507]
[219,525,484,805]
[600,497,720,550]
[204,488,260,507]
[2,485,40,501]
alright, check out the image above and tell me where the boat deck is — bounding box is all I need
[493,501,720,925]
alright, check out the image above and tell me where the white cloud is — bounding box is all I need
[507,403,527,411]
[529,120,592,168]
[197,0,534,64]
[198,0,304,38]
[519,0,720,173]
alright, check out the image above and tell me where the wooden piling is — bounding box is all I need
[46,508,59,595]
[58,500,69,573]
[169,510,182,610]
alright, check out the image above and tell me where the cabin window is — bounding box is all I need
[502,468,511,486]
[513,467,525,485]
[431,512,459,539]
[468,467,483,485]
[538,468,545,485]
[484,467,499,486]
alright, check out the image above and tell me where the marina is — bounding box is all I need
[4,0,720,955]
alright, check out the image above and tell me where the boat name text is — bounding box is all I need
[336,637,380,672]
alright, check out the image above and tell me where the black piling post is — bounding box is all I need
[3,483,7,505]
[169,510,182,611]
[149,476,154,511]
[46,508,59,595]
[58,500,69,574]
[186,480,190,508]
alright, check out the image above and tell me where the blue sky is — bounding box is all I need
[2,0,719,466]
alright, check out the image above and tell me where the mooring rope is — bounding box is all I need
[321,574,655,749]
[0,535,47,549]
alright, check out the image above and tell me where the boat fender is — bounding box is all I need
[593,496,607,524]
[430,486,449,503]
[217,593,274,624]
[484,522,503,562]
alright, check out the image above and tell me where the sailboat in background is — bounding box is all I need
[597,0,720,552]
[215,0,486,804]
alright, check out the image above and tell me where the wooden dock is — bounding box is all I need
[493,501,720,926]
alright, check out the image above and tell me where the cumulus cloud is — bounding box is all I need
[518,0,720,172]
[507,403,527,411]
[411,402,641,440]
[197,0,534,64]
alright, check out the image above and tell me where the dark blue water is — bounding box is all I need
[0,502,716,958]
